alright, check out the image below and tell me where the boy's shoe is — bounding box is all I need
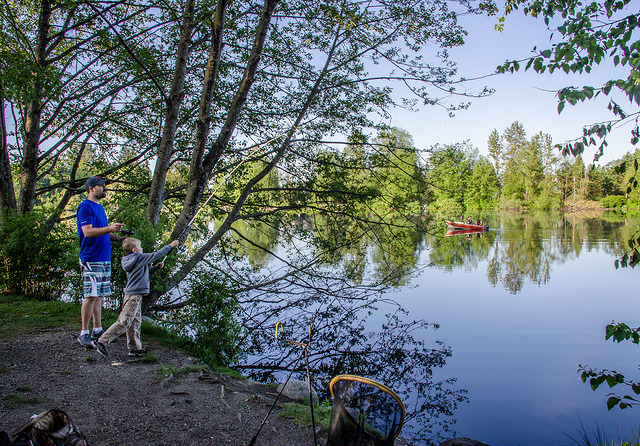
[128,348,147,357]
[90,329,105,340]
[77,334,93,348]
[91,340,108,357]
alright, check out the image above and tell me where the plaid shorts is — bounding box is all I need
[80,260,112,298]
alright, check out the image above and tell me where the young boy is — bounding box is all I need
[92,238,178,357]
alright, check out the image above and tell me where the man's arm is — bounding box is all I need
[81,222,124,238]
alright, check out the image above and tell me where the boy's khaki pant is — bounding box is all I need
[99,294,143,351]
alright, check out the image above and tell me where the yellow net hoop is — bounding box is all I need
[329,374,405,438]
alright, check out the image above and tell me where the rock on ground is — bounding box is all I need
[277,379,319,405]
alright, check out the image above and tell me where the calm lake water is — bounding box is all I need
[238,212,639,445]
[384,213,639,445]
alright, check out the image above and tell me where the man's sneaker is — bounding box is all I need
[90,329,105,340]
[128,348,147,357]
[91,340,108,357]
[77,334,93,348]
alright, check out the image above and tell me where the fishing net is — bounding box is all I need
[326,375,405,446]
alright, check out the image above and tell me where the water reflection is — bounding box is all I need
[424,213,636,294]
[222,212,637,445]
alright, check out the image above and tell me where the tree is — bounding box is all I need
[370,127,422,213]
[425,142,474,213]
[522,133,545,203]
[0,0,162,215]
[465,156,499,210]
[0,0,498,293]
[487,128,503,184]
[570,155,585,198]
[501,121,527,201]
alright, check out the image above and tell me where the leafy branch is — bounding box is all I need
[497,0,640,161]
[579,323,640,410]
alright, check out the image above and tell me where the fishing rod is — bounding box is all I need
[175,128,297,252]
[247,322,317,446]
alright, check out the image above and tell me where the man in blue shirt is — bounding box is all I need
[76,176,126,348]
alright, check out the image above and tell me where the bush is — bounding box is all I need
[426,198,464,215]
[600,195,627,209]
[497,195,524,211]
[0,209,77,300]
[172,272,242,366]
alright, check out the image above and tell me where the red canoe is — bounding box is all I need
[445,220,489,231]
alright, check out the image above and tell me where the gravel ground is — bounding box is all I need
[0,329,320,446]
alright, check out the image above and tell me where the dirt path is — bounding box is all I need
[0,329,318,446]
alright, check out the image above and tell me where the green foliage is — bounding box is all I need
[532,177,563,210]
[0,210,77,299]
[601,195,627,208]
[425,142,474,209]
[140,321,243,377]
[177,272,242,365]
[465,156,500,210]
[370,128,422,213]
[613,152,640,267]
[498,0,640,161]
[427,197,465,215]
[579,323,640,410]
[483,123,640,211]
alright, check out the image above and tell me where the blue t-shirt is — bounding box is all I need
[77,199,111,262]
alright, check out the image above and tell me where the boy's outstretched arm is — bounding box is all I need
[150,240,179,275]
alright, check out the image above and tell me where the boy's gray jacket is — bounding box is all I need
[121,245,173,295]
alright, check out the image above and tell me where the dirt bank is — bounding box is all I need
[0,329,318,446]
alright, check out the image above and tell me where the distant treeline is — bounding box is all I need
[313,123,640,215]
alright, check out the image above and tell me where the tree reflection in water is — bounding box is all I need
[213,212,636,444]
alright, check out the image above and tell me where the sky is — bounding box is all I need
[386,8,638,166]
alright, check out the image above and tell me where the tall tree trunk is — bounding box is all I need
[147,0,196,225]
[17,0,51,214]
[149,18,340,308]
[0,94,16,211]
[171,0,279,241]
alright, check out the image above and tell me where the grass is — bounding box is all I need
[155,363,208,381]
[138,350,159,363]
[279,400,332,433]
[0,294,80,338]
[141,320,244,378]
[565,417,640,446]
[0,293,238,376]
[2,393,42,409]
[2,384,42,409]
[0,293,118,339]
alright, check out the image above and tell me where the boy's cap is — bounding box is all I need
[85,176,109,190]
